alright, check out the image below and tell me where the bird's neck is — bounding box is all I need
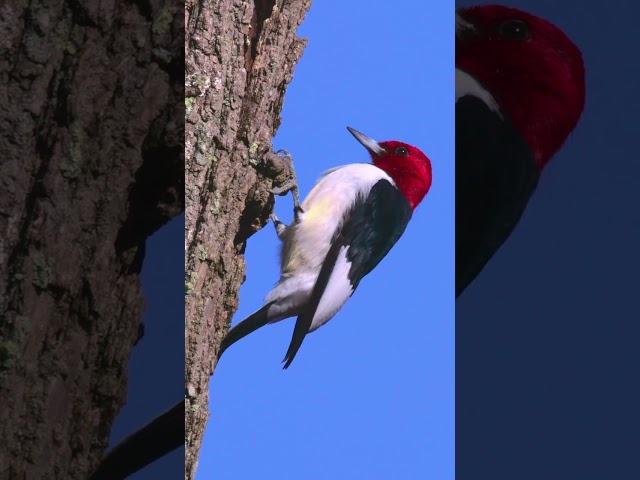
[375,161,429,210]
[498,86,583,171]
[457,64,584,172]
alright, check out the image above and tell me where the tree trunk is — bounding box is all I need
[184,0,311,477]
[0,0,183,478]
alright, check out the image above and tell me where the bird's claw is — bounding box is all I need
[271,149,303,222]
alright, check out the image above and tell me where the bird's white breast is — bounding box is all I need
[281,163,394,274]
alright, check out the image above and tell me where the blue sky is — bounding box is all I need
[456,1,640,479]
[198,2,454,480]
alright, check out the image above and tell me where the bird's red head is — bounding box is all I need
[347,127,432,210]
[456,5,585,171]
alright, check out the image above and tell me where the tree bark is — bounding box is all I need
[0,0,183,478]
[184,0,311,477]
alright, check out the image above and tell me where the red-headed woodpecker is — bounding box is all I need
[219,127,433,368]
[455,5,585,297]
[89,131,431,479]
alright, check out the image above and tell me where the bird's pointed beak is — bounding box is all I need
[455,10,475,39]
[347,127,387,157]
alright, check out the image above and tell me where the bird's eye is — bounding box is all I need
[395,147,409,156]
[497,19,531,40]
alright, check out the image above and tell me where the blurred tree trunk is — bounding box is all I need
[185,0,311,477]
[0,0,183,478]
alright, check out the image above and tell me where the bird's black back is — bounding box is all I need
[456,95,539,297]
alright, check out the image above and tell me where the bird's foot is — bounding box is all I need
[271,149,303,222]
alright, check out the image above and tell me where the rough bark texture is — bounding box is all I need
[185,0,311,477]
[0,0,184,478]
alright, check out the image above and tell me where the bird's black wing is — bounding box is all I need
[283,179,413,368]
[456,94,539,297]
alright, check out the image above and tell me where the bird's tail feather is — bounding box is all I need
[217,301,277,359]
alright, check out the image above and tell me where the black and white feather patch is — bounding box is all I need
[282,179,412,368]
[341,180,413,289]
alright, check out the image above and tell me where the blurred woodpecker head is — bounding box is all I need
[456,5,585,169]
[347,126,432,210]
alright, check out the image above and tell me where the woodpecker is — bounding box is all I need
[455,5,585,297]
[219,127,433,368]
[90,130,432,480]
